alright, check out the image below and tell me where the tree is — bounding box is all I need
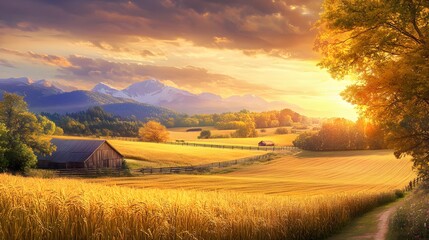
[232,121,258,138]
[138,121,169,143]
[38,115,56,135]
[0,124,8,172]
[198,130,211,139]
[316,1,429,178]
[0,93,55,171]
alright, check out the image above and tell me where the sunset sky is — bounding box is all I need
[0,0,357,119]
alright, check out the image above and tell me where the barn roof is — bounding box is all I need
[39,139,123,163]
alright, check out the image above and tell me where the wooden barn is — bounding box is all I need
[38,139,123,169]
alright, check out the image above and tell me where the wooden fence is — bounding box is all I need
[136,153,274,175]
[163,141,296,151]
[53,168,128,177]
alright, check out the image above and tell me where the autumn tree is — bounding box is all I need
[232,121,258,138]
[138,121,169,143]
[0,93,56,171]
[316,0,429,178]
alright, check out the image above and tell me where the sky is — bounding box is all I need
[0,0,357,119]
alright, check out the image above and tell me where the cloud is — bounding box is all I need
[0,48,71,67]
[0,59,15,68]
[57,55,281,96]
[0,47,281,95]
[0,0,321,58]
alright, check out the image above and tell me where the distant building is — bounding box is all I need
[38,139,123,169]
[258,141,275,146]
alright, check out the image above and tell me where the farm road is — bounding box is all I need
[328,199,404,240]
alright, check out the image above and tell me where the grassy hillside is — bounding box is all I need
[0,174,399,240]
[52,136,264,167]
[92,150,415,195]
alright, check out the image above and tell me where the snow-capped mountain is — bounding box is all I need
[91,79,302,114]
[92,82,120,95]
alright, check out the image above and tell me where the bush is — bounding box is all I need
[5,143,37,172]
[394,189,405,198]
[389,190,429,239]
[260,129,267,133]
[210,134,231,139]
[275,127,289,134]
[121,160,132,176]
[198,130,211,139]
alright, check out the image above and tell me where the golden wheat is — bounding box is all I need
[0,174,399,240]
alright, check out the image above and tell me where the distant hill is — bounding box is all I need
[102,102,177,120]
[0,77,177,120]
[0,77,63,102]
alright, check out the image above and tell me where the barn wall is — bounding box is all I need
[85,143,123,169]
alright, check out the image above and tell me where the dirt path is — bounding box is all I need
[374,204,399,240]
[328,199,403,240]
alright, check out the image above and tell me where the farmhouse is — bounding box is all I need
[38,139,123,169]
[258,141,275,146]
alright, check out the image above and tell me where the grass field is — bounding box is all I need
[91,150,416,196]
[168,127,299,146]
[189,134,299,146]
[0,174,400,240]
[52,136,264,167]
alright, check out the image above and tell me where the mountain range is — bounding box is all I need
[91,80,301,114]
[0,77,302,119]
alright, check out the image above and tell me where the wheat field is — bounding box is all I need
[92,150,416,196]
[0,174,399,240]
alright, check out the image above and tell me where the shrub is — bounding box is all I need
[389,190,429,239]
[198,130,211,139]
[210,134,231,138]
[275,127,289,134]
[394,189,404,198]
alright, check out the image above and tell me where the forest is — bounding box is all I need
[43,107,316,137]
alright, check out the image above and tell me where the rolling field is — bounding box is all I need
[189,134,299,146]
[0,149,416,239]
[168,127,299,146]
[52,136,264,167]
[0,174,399,240]
[91,150,416,196]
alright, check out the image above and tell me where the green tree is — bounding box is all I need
[139,121,169,143]
[316,0,429,178]
[0,124,8,171]
[38,115,56,135]
[0,93,55,171]
[198,130,211,139]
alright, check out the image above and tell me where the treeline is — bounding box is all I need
[293,118,386,151]
[43,107,313,137]
[175,109,315,129]
[42,107,142,137]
